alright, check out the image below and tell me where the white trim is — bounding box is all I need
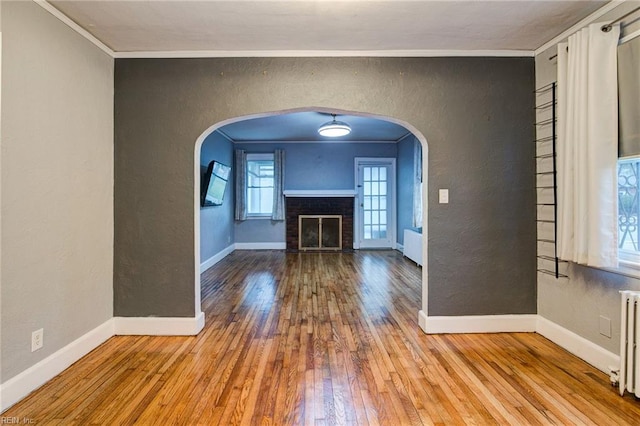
[247,153,274,161]
[0,319,115,412]
[418,310,429,331]
[417,313,619,375]
[234,242,286,250]
[29,8,533,61]
[34,1,115,57]
[535,1,622,55]
[114,49,534,59]
[200,244,235,273]
[354,158,397,250]
[422,314,538,334]
[620,27,640,44]
[283,190,357,197]
[0,313,207,411]
[113,312,205,336]
[536,316,619,374]
[395,243,404,252]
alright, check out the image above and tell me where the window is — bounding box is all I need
[246,153,274,217]
[618,158,640,265]
[618,34,640,268]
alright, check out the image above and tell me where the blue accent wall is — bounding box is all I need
[200,131,234,262]
[234,141,398,243]
[235,142,397,190]
[396,135,416,245]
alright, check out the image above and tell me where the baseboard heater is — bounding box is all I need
[619,290,640,397]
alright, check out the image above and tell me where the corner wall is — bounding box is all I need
[535,3,640,355]
[1,1,114,383]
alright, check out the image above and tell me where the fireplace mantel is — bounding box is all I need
[283,190,357,198]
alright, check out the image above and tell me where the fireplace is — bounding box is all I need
[284,191,355,252]
[299,215,342,251]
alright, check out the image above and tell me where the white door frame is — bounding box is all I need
[354,157,396,250]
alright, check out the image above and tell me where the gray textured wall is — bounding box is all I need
[114,57,536,317]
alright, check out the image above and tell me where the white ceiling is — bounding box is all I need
[45,0,610,141]
[49,0,609,54]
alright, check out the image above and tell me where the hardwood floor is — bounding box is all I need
[4,250,640,425]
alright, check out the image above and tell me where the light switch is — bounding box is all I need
[439,189,449,204]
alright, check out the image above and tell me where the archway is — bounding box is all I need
[193,107,429,329]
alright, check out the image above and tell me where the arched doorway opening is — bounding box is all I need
[193,107,428,329]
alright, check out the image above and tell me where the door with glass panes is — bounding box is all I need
[356,158,395,249]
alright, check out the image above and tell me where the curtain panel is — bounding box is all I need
[412,140,423,228]
[272,149,285,221]
[234,149,247,221]
[557,23,620,268]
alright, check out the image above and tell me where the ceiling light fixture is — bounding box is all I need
[318,114,352,137]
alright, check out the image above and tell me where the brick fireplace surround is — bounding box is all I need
[285,195,354,252]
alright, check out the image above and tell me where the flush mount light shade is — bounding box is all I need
[318,115,352,137]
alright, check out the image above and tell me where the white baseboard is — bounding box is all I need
[114,312,205,336]
[536,316,619,374]
[200,244,234,273]
[0,310,619,413]
[422,314,538,334]
[234,242,286,250]
[417,312,618,375]
[0,319,115,412]
[396,243,404,252]
[0,312,207,412]
[418,310,428,331]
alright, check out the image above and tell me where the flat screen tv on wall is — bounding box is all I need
[201,160,231,207]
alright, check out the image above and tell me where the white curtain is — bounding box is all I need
[557,22,619,268]
[272,149,285,221]
[234,149,247,221]
[412,139,423,228]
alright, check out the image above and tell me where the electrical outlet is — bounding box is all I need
[599,316,612,338]
[32,328,43,352]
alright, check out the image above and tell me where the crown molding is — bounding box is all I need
[35,0,115,57]
[35,0,541,60]
[535,0,624,55]
[215,129,235,143]
[113,49,534,59]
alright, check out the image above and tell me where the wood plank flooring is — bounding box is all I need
[4,250,640,425]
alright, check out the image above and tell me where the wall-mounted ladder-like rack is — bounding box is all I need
[535,82,568,279]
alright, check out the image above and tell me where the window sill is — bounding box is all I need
[245,215,273,220]
[602,260,640,280]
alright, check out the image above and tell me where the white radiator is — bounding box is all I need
[403,229,422,266]
[620,290,640,397]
